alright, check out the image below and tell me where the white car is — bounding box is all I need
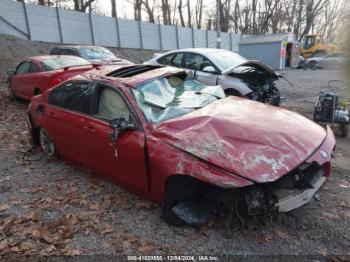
[306,52,348,69]
[144,48,281,106]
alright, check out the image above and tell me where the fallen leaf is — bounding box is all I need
[0,204,10,211]
[135,201,155,210]
[10,246,20,252]
[0,239,8,251]
[137,242,155,253]
[39,244,57,256]
[62,247,82,256]
[101,224,113,235]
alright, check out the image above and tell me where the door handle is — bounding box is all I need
[84,125,96,133]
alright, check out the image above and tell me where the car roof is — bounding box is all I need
[53,45,106,50]
[162,48,233,55]
[77,64,185,88]
[28,55,82,62]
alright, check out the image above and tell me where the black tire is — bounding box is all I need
[162,176,197,226]
[309,61,318,70]
[265,83,281,106]
[39,128,56,158]
[269,88,281,106]
[340,124,349,138]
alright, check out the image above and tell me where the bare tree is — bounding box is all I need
[142,0,156,23]
[111,0,117,17]
[161,0,171,25]
[300,0,326,39]
[178,0,186,27]
[134,0,142,21]
[195,0,204,29]
[186,0,192,27]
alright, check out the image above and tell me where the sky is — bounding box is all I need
[92,0,215,22]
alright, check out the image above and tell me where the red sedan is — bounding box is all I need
[27,65,336,227]
[7,55,96,100]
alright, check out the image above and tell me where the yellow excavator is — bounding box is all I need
[300,35,340,59]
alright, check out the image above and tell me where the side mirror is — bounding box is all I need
[109,118,135,142]
[7,68,15,76]
[202,66,216,73]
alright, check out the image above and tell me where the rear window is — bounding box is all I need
[78,47,116,60]
[42,56,91,71]
[106,65,162,78]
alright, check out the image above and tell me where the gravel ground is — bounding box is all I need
[0,69,349,260]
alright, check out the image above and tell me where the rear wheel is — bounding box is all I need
[39,128,56,158]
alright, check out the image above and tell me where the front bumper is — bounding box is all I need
[274,168,325,212]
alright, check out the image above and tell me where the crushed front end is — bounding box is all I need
[165,126,335,227]
[240,161,330,216]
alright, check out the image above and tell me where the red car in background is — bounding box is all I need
[7,55,96,100]
[27,65,335,227]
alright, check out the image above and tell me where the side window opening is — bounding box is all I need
[171,53,183,67]
[184,54,212,71]
[16,61,31,75]
[158,53,175,65]
[95,85,130,122]
[48,81,92,114]
[28,63,39,73]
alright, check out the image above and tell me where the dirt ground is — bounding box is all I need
[0,67,349,258]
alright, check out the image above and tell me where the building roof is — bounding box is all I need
[239,34,293,45]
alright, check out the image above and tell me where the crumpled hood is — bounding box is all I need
[223,60,280,78]
[154,97,327,183]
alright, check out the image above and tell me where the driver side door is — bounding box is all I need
[183,53,218,86]
[82,82,148,194]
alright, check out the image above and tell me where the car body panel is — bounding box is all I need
[222,60,279,77]
[144,48,280,100]
[153,97,330,183]
[9,56,94,100]
[306,52,347,69]
[28,67,335,210]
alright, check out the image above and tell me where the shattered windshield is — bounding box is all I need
[206,50,247,71]
[78,47,117,60]
[133,76,225,123]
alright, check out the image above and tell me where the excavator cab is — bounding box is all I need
[303,35,320,50]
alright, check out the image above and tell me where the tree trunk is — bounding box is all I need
[187,0,192,27]
[178,0,186,27]
[142,0,155,23]
[111,0,117,17]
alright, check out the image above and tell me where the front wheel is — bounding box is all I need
[268,87,281,106]
[308,61,318,70]
[39,128,56,158]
